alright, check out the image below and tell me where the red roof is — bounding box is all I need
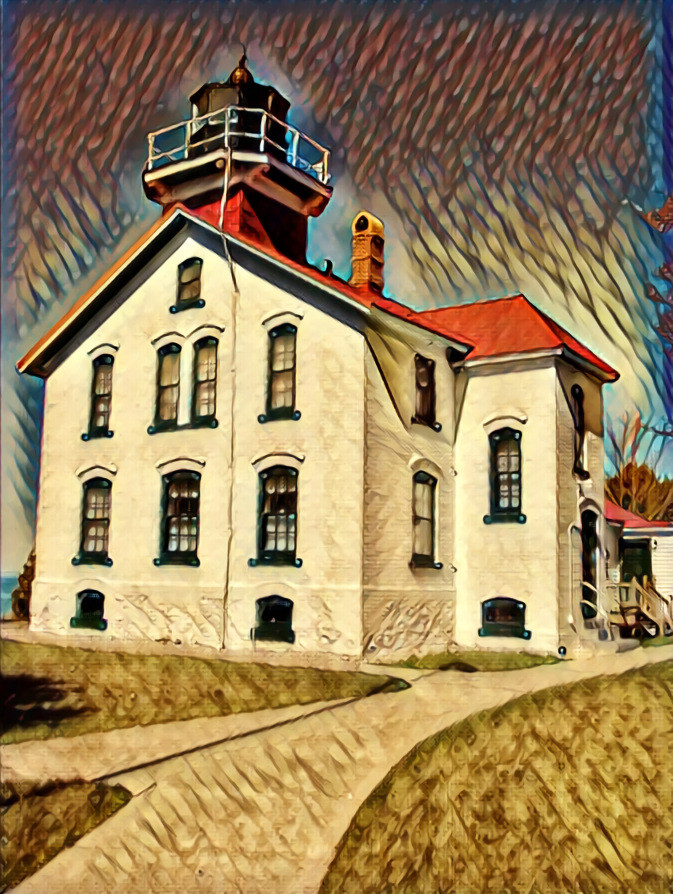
[411,295,618,380]
[605,499,669,529]
[18,205,617,383]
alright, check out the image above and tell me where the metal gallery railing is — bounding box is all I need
[146,106,331,184]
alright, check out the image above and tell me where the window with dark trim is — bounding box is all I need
[251,595,295,643]
[170,257,204,313]
[479,597,530,639]
[151,343,181,432]
[155,471,201,565]
[192,337,218,427]
[570,384,590,480]
[70,589,108,631]
[411,471,441,568]
[251,466,300,566]
[412,354,440,431]
[484,427,526,524]
[73,478,112,566]
[259,324,300,422]
[83,354,114,440]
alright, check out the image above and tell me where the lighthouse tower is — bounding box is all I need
[142,55,332,262]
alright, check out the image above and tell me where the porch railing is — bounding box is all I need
[145,106,331,185]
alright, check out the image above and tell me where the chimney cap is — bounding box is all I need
[352,210,384,237]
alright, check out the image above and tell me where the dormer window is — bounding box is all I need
[84,354,114,439]
[171,258,204,313]
[412,354,440,431]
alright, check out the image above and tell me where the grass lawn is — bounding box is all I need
[387,649,561,672]
[1,640,405,744]
[321,661,673,894]
[0,780,131,890]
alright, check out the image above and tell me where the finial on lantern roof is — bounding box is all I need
[229,51,253,87]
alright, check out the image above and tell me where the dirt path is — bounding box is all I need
[14,646,673,894]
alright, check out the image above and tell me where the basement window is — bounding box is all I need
[70,589,108,631]
[171,258,204,313]
[251,595,295,644]
[479,597,530,639]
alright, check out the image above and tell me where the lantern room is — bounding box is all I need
[142,55,332,219]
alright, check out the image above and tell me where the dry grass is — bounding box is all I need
[322,661,673,894]
[0,780,131,889]
[1,640,404,744]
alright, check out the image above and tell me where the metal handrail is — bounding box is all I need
[146,105,331,184]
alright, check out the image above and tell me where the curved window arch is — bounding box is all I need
[411,471,441,568]
[73,477,112,566]
[251,595,295,644]
[484,427,526,524]
[155,470,201,566]
[252,465,300,566]
[70,589,108,631]
[171,257,204,313]
[83,354,114,440]
[192,336,218,426]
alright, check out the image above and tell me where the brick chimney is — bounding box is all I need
[349,211,384,292]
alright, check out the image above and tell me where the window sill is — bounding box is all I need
[411,417,442,432]
[148,419,218,434]
[479,625,531,640]
[169,298,205,314]
[72,555,112,567]
[250,625,296,644]
[248,556,303,568]
[409,556,443,570]
[154,554,200,567]
[258,410,301,423]
[82,429,114,441]
[70,616,108,631]
[483,513,527,525]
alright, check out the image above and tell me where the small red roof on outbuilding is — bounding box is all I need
[605,499,669,529]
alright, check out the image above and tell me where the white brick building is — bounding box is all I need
[18,59,621,660]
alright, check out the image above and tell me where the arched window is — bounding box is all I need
[266,324,297,420]
[411,471,439,567]
[192,336,218,425]
[156,471,201,565]
[570,384,590,480]
[86,354,114,439]
[70,589,108,631]
[171,257,204,313]
[251,595,295,644]
[484,427,526,524]
[412,354,440,430]
[155,343,181,429]
[74,477,112,565]
[257,466,298,564]
[479,597,530,639]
